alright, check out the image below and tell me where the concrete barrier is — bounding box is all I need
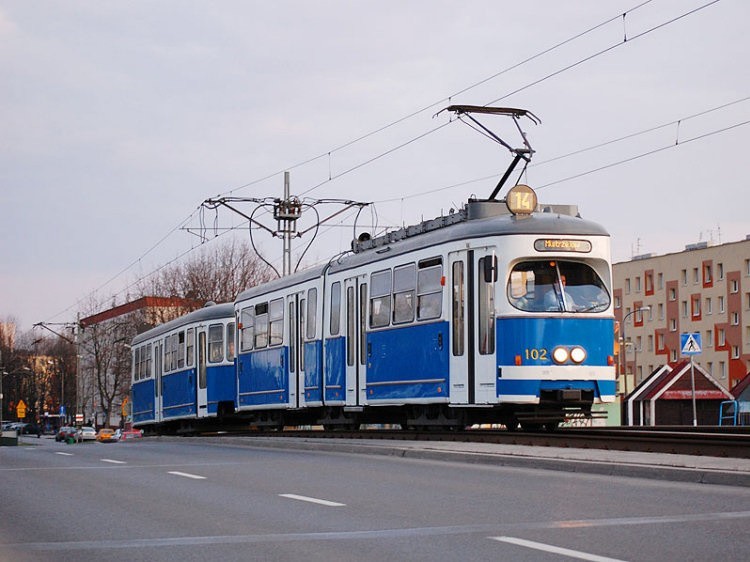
[0,430,18,446]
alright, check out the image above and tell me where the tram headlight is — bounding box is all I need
[552,346,569,364]
[570,346,587,364]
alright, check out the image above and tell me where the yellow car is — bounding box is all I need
[96,428,117,443]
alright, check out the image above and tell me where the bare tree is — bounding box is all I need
[136,238,273,305]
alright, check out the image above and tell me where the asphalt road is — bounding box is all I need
[1,435,749,561]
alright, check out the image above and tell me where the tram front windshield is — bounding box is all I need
[508,260,610,313]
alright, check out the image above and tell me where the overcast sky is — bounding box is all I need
[1,0,748,333]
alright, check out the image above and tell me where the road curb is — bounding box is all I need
[203,436,750,488]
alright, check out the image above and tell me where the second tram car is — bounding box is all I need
[131,303,236,431]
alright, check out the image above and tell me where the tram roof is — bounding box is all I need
[132,302,235,345]
[235,201,609,302]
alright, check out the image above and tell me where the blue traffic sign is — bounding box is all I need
[680,332,702,355]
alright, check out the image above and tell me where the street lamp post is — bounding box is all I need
[621,306,651,425]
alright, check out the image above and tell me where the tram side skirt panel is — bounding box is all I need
[366,322,450,401]
[238,348,289,407]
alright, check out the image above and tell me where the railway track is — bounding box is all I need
[204,426,750,459]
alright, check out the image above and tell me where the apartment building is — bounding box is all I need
[613,237,750,391]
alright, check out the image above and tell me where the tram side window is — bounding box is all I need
[452,261,465,356]
[255,303,269,348]
[165,334,178,372]
[177,331,186,369]
[393,263,416,324]
[145,343,152,379]
[347,286,355,366]
[330,282,341,336]
[306,288,317,339]
[270,298,284,346]
[370,269,392,328]
[240,306,255,352]
[226,322,235,361]
[417,259,443,321]
[478,256,496,355]
[133,346,141,381]
[186,328,195,367]
[208,323,224,363]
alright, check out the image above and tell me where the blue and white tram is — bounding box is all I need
[232,188,615,430]
[130,302,236,432]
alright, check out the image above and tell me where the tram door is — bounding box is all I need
[286,292,305,409]
[196,329,208,418]
[344,274,367,407]
[448,248,498,405]
[154,341,163,422]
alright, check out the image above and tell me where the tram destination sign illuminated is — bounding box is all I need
[534,239,592,253]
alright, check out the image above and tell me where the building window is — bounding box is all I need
[681,269,687,285]
[669,288,676,301]
[719,361,726,379]
[705,297,712,315]
[718,263,724,279]
[657,272,664,290]
[732,346,740,359]
[671,350,677,362]
[706,329,713,347]
[731,279,739,293]
[731,312,739,326]
[718,328,725,346]
[691,296,701,317]
[670,318,677,332]
[658,303,664,320]
[704,264,712,283]
[625,278,631,294]
[645,272,654,294]
[746,292,750,310]
[707,362,713,374]
[745,258,750,276]
[719,296,725,313]
[648,334,654,351]
[693,267,699,284]
[636,335,642,352]
[614,295,621,309]
[635,276,641,292]
[681,300,688,318]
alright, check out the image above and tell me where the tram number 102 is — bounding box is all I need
[524,348,548,361]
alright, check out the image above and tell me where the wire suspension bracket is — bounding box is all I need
[200,172,371,277]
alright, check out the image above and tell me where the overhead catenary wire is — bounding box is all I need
[372,95,750,204]
[42,0,727,324]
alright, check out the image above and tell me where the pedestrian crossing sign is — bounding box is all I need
[680,332,702,355]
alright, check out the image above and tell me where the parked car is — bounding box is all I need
[19,422,42,437]
[78,426,97,441]
[55,426,78,442]
[96,428,117,442]
[115,427,143,440]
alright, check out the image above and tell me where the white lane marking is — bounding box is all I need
[100,459,126,464]
[491,536,627,562]
[55,452,74,456]
[168,471,206,480]
[279,493,345,507]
